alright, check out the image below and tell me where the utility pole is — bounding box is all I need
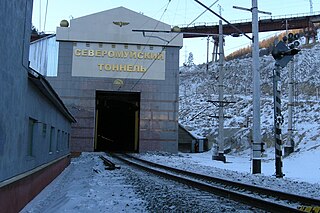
[213,20,226,163]
[284,59,294,156]
[217,4,223,16]
[206,21,235,162]
[284,25,294,157]
[194,0,270,169]
[283,33,300,156]
[309,0,313,14]
[206,35,210,72]
[212,37,219,62]
[233,1,271,174]
[251,0,262,174]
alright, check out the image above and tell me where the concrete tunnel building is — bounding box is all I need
[40,7,183,153]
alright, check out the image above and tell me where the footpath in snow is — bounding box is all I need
[22,149,320,212]
[22,153,147,212]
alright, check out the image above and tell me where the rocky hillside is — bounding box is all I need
[179,42,320,152]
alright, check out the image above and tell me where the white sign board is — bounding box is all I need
[72,42,166,80]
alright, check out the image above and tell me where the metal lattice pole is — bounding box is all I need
[218,20,224,159]
[206,35,210,72]
[273,64,284,178]
[212,20,226,163]
[284,59,294,156]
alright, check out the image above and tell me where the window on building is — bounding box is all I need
[49,127,54,153]
[67,133,70,149]
[61,131,65,151]
[27,118,37,156]
[64,132,68,150]
[56,129,60,152]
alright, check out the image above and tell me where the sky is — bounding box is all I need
[31,0,320,65]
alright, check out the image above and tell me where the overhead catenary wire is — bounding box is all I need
[129,0,174,90]
[38,0,41,32]
[188,0,219,28]
[43,0,49,32]
[117,0,173,91]
[130,0,220,91]
[194,0,252,41]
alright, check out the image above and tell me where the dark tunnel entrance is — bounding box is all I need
[95,91,140,152]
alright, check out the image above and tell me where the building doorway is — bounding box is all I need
[95,91,140,152]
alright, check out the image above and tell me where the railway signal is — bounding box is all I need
[271,34,300,177]
[285,33,300,157]
[271,40,300,68]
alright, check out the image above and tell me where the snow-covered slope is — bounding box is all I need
[179,42,320,153]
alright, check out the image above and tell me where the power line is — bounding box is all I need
[129,0,175,90]
[43,0,49,31]
[130,0,220,90]
[116,1,174,91]
[188,0,219,27]
[39,0,41,31]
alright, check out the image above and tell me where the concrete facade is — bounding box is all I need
[0,0,33,182]
[0,0,75,211]
[0,0,74,182]
[48,7,183,153]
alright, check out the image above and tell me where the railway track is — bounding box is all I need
[105,153,320,213]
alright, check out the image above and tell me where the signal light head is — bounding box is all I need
[289,43,295,49]
[282,33,301,48]
[288,33,294,43]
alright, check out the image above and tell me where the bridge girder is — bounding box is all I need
[181,14,320,38]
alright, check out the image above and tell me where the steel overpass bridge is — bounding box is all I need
[180,12,320,38]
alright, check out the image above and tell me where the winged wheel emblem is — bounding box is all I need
[113,21,130,27]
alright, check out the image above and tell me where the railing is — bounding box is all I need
[177,11,320,28]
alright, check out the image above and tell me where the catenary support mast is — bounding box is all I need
[284,60,295,156]
[215,20,226,162]
[251,0,262,174]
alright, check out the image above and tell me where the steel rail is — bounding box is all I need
[124,154,320,207]
[111,153,311,213]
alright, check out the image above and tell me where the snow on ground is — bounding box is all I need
[135,148,320,199]
[22,148,320,212]
[180,147,320,185]
[22,153,147,213]
[175,42,320,199]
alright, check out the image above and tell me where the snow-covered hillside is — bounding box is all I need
[179,42,320,153]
